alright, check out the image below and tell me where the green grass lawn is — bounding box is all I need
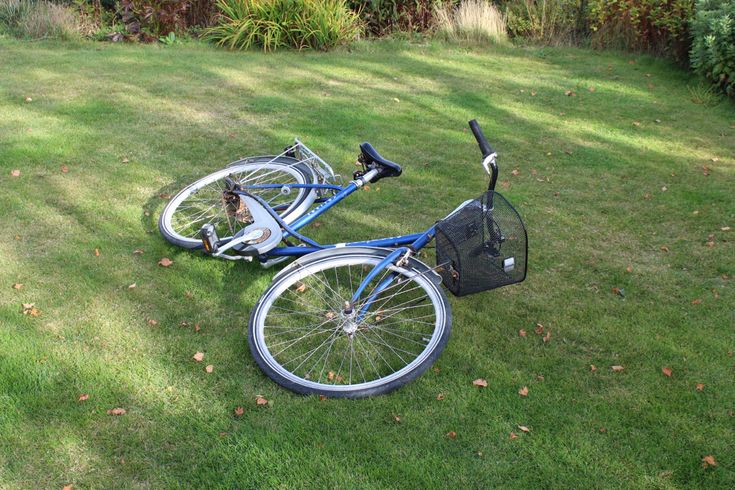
[1,37,733,489]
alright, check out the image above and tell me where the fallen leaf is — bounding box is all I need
[711,289,720,299]
[128,283,137,289]
[500,180,511,189]
[721,226,731,231]
[446,431,457,439]
[392,415,401,423]
[530,90,537,96]
[319,394,327,401]
[706,240,715,248]
[511,169,520,176]
[78,394,89,401]
[107,408,126,415]
[691,298,702,305]
[564,89,576,96]
[436,393,445,401]
[543,331,551,343]
[473,378,488,388]
[234,406,244,416]
[133,249,144,255]
[25,96,32,102]
[147,319,158,326]
[626,265,633,273]
[327,371,335,381]
[696,383,704,392]
[12,283,22,289]
[519,329,527,337]
[702,455,717,469]
[193,352,204,362]
[21,303,41,317]
[518,386,529,397]
[122,157,129,163]
[205,364,214,373]
[536,374,545,381]
[433,367,440,374]
[702,165,710,176]
[611,287,625,298]
[633,121,641,127]
[660,245,669,253]
[643,192,652,200]
[611,365,624,372]
[588,86,596,92]
[63,485,72,490]
[313,221,322,228]
[661,186,667,192]
[509,432,518,440]
[295,282,307,293]
[255,396,268,406]
[185,291,193,298]
[531,169,538,176]
[534,323,544,335]
[60,164,69,173]
[518,425,530,433]
[590,364,597,372]
[158,257,173,267]
[159,193,171,199]
[662,367,672,377]
[94,248,100,257]
[194,323,201,333]
[393,97,400,103]
[599,427,607,433]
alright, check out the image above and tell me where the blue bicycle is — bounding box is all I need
[159,120,527,397]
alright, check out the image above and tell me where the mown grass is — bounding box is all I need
[0,37,733,488]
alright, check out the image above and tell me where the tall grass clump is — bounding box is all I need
[0,0,81,39]
[435,0,507,44]
[204,0,362,51]
[503,0,580,45]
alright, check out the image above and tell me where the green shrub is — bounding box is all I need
[588,0,694,61]
[435,0,507,44]
[501,0,584,44]
[348,0,445,36]
[690,0,735,96]
[204,0,362,51]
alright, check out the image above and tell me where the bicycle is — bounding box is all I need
[159,120,527,398]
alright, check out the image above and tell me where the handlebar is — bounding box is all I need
[468,119,498,191]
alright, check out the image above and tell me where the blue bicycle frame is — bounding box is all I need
[238,177,438,315]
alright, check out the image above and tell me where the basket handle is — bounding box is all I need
[468,119,498,191]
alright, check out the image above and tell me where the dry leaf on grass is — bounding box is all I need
[518,425,530,433]
[511,169,520,176]
[78,394,89,401]
[94,248,100,257]
[590,364,597,372]
[436,393,445,401]
[543,331,551,343]
[22,303,40,317]
[193,352,204,362]
[446,431,457,439]
[518,386,529,397]
[691,298,702,305]
[660,245,669,253]
[662,367,673,377]
[205,364,214,373]
[534,323,544,335]
[392,415,401,423]
[12,283,22,289]
[626,265,633,273]
[473,378,488,388]
[509,432,518,440]
[234,406,244,417]
[158,257,173,267]
[319,394,327,401]
[60,165,69,173]
[255,396,268,406]
[611,365,625,372]
[519,329,527,337]
[107,408,126,415]
[696,383,705,392]
[147,319,158,326]
[133,249,144,255]
[295,282,307,293]
[128,283,137,289]
[11,169,20,177]
[702,455,717,469]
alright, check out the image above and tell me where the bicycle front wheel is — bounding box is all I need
[248,251,452,398]
[159,157,315,249]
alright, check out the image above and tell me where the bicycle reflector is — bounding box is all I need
[200,224,219,254]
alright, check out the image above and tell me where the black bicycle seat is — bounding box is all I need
[359,142,402,179]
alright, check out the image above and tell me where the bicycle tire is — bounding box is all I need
[159,157,316,249]
[248,248,452,398]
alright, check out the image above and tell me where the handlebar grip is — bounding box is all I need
[468,119,495,158]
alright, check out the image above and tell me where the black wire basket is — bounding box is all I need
[435,191,527,296]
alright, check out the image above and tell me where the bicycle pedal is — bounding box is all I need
[200,224,219,254]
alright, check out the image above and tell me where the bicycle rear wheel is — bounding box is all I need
[159,157,315,249]
[248,250,451,398]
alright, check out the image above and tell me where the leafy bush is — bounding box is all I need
[588,0,694,60]
[205,0,362,51]
[348,0,446,35]
[118,0,190,37]
[435,0,507,44]
[502,0,583,44]
[0,0,82,38]
[690,0,735,96]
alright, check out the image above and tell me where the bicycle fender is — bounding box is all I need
[273,246,443,288]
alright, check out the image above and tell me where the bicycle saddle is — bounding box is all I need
[359,142,402,180]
